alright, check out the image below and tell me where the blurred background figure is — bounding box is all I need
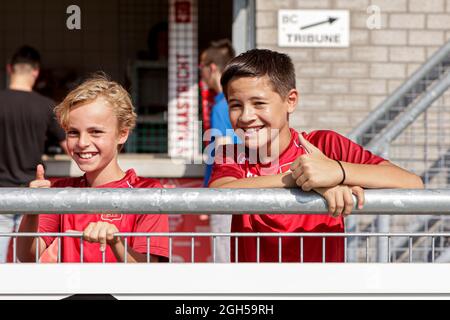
[199,39,239,262]
[200,39,238,186]
[0,45,66,263]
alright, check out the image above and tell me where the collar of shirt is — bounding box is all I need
[244,128,306,175]
[79,169,137,188]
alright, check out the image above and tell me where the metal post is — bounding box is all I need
[212,236,216,263]
[13,237,17,264]
[124,237,128,264]
[256,236,260,263]
[57,237,61,263]
[191,237,195,263]
[377,145,390,262]
[322,237,326,263]
[232,0,255,55]
[300,237,304,263]
[147,237,150,263]
[278,237,282,263]
[169,237,172,263]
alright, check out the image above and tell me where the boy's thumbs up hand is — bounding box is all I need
[29,164,51,188]
[297,133,321,154]
[36,164,46,180]
[290,134,344,191]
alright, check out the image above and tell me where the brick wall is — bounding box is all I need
[255,0,450,135]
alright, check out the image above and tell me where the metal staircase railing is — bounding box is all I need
[348,40,450,146]
[346,39,450,262]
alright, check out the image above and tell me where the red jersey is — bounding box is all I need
[39,169,169,262]
[209,129,385,262]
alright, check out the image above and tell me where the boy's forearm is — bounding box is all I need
[17,215,41,262]
[215,171,297,188]
[341,161,424,189]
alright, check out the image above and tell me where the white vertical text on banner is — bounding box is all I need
[168,0,199,160]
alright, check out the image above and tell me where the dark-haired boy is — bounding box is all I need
[209,49,423,263]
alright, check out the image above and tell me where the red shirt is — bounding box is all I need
[39,169,169,262]
[209,129,385,262]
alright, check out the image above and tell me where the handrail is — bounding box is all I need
[2,231,449,237]
[0,188,449,215]
[366,70,450,154]
[348,39,450,143]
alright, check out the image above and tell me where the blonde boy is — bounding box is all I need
[17,75,169,263]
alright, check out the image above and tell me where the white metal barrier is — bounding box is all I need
[1,188,450,296]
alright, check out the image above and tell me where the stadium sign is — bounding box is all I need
[278,10,349,47]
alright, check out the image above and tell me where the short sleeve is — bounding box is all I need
[132,214,169,257]
[130,178,169,257]
[306,130,385,165]
[208,144,245,186]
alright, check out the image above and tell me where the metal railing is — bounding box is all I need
[346,39,450,263]
[348,39,450,146]
[1,188,450,264]
[2,231,449,264]
[1,188,450,215]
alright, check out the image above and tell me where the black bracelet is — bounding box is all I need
[335,160,346,185]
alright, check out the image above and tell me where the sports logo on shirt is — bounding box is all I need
[246,171,258,178]
[101,214,123,222]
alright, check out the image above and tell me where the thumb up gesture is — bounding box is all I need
[29,164,51,188]
[290,134,344,191]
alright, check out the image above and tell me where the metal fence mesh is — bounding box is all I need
[1,232,449,264]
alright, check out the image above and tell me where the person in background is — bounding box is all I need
[0,45,66,263]
[200,39,239,262]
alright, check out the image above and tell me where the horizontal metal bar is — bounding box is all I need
[1,232,449,237]
[1,188,450,215]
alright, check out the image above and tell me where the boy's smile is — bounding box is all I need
[77,152,98,159]
[227,75,298,159]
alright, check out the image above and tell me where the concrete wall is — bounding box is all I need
[255,0,450,135]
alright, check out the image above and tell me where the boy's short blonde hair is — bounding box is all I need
[55,74,137,132]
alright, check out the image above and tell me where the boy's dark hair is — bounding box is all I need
[10,45,41,69]
[220,49,296,99]
[202,39,236,71]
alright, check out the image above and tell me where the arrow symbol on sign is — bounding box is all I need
[300,17,338,30]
